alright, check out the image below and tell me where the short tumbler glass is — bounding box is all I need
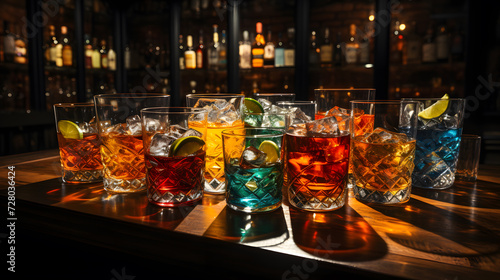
[350,100,418,204]
[54,103,103,183]
[141,107,207,207]
[94,93,171,193]
[314,88,375,120]
[222,128,284,213]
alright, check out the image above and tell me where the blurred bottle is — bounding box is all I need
[264,29,275,68]
[3,21,15,63]
[46,25,58,66]
[359,36,370,64]
[218,29,227,69]
[251,22,265,68]
[178,34,185,69]
[333,32,343,66]
[196,29,205,69]
[284,28,295,67]
[84,34,93,68]
[185,35,196,69]
[239,30,251,69]
[404,21,421,64]
[61,26,72,66]
[274,32,285,67]
[208,24,219,70]
[320,27,332,67]
[309,30,320,66]
[14,24,27,64]
[108,37,116,70]
[435,24,450,62]
[450,23,464,62]
[100,39,108,69]
[390,21,403,65]
[422,24,437,63]
[55,27,64,67]
[124,44,131,69]
[345,24,359,65]
[91,37,101,68]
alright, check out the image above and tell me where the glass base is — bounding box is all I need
[288,187,346,212]
[148,188,203,207]
[412,172,455,190]
[204,178,226,194]
[103,177,146,193]
[62,169,103,183]
[353,185,411,204]
[227,200,282,213]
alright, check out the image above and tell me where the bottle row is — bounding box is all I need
[0,21,28,64]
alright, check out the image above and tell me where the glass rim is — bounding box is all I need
[350,100,420,105]
[253,93,296,96]
[461,134,481,140]
[221,127,285,137]
[94,93,170,99]
[314,88,376,91]
[401,97,465,101]
[186,93,245,98]
[242,112,288,116]
[276,100,317,104]
[53,102,95,108]
[141,107,207,115]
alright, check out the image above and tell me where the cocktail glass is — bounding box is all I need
[253,93,295,104]
[350,100,419,204]
[186,93,245,194]
[222,128,284,213]
[94,93,170,193]
[242,112,288,129]
[141,107,207,207]
[403,97,465,189]
[286,109,350,211]
[53,103,103,183]
[315,88,375,120]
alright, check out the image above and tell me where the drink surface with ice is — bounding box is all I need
[351,127,416,204]
[286,114,350,211]
[191,98,244,194]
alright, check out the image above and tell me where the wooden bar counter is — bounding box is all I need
[1,150,500,279]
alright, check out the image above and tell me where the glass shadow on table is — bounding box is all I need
[289,205,388,262]
[412,179,500,209]
[367,197,500,258]
[204,206,289,247]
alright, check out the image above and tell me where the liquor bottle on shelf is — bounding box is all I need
[345,24,359,65]
[263,29,275,68]
[309,30,319,66]
[284,28,295,67]
[359,36,370,64]
[84,34,93,69]
[185,35,196,69]
[14,24,27,64]
[45,25,58,66]
[274,32,285,67]
[108,37,116,71]
[218,30,227,69]
[239,30,251,69]
[124,44,131,69]
[100,39,108,69]
[333,32,343,66]
[320,27,333,67]
[196,30,205,69]
[390,21,403,65]
[251,22,265,68]
[3,21,15,63]
[61,26,72,67]
[55,27,65,67]
[404,21,421,65]
[91,37,101,68]
[422,25,437,63]
[178,34,185,70]
[208,24,219,70]
[435,24,449,63]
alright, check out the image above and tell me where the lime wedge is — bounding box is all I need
[58,120,83,140]
[418,94,449,120]
[258,140,279,163]
[244,98,264,113]
[169,136,205,157]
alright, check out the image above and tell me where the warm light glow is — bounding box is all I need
[399,23,406,31]
[415,91,421,97]
[364,63,373,68]
[369,15,375,21]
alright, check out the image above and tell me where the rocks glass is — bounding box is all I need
[94,93,170,193]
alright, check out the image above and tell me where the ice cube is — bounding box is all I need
[325,106,349,118]
[362,127,408,144]
[400,103,416,128]
[214,99,230,110]
[442,114,459,129]
[148,133,176,156]
[169,124,188,139]
[239,146,267,169]
[105,123,126,134]
[181,128,202,138]
[287,123,307,136]
[78,121,97,134]
[306,116,340,136]
[193,98,218,108]
[188,111,207,123]
[126,115,142,135]
[270,104,288,114]
[143,117,163,133]
[289,107,311,125]
[218,103,239,125]
[258,98,273,112]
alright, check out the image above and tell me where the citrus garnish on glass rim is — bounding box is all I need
[417,94,449,120]
[258,140,279,163]
[57,120,83,140]
[169,136,205,157]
